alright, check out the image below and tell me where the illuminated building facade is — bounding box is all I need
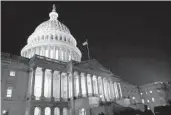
[139,82,171,110]
[2,4,170,115]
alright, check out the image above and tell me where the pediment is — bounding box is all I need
[75,59,112,74]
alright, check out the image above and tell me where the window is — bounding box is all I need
[45,107,51,115]
[146,92,147,94]
[149,91,152,93]
[152,97,155,102]
[10,71,15,76]
[34,107,41,115]
[34,67,43,98]
[54,107,60,115]
[140,93,143,95]
[6,87,13,97]
[147,100,150,103]
[142,99,145,104]
[63,108,68,115]
[79,108,86,115]
[2,110,7,115]
[157,90,160,92]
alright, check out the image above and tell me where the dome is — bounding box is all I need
[21,4,82,62]
[34,18,70,34]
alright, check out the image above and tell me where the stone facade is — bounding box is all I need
[1,53,144,115]
[2,4,170,115]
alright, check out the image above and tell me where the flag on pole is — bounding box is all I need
[82,39,91,60]
[82,40,88,46]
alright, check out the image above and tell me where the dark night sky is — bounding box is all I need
[2,1,171,85]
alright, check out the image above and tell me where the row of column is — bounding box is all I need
[23,46,80,62]
[33,106,68,115]
[30,67,123,102]
[29,32,74,46]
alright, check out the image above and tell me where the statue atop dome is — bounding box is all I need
[49,4,58,20]
[52,4,56,12]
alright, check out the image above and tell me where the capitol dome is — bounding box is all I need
[21,5,82,62]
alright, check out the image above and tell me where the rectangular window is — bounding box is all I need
[10,71,15,76]
[6,87,13,97]
[152,97,155,102]
[142,99,145,104]
[147,99,150,103]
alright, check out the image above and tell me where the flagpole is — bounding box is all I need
[86,39,90,60]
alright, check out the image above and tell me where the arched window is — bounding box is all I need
[64,36,66,41]
[54,107,60,115]
[45,107,51,115]
[79,108,86,115]
[55,35,58,40]
[87,74,92,96]
[63,108,68,115]
[51,35,53,40]
[53,71,60,99]
[81,73,86,96]
[44,69,52,98]
[34,107,41,115]
[60,36,62,40]
[34,67,42,98]
[74,72,79,97]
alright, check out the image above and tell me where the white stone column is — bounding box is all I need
[48,45,50,58]
[31,67,36,99]
[84,73,88,97]
[63,50,66,61]
[55,48,58,60]
[59,72,62,100]
[51,70,54,101]
[41,68,45,100]
[97,76,100,96]
[102,77,106,101]
[117,82,122,99]
[90,74,94,96]
[67,73,69,100]
[53,46,56,59]
[78,72,81,97]
[59,48,61,60]
[95,76,99,95]
[41,46,44,56]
